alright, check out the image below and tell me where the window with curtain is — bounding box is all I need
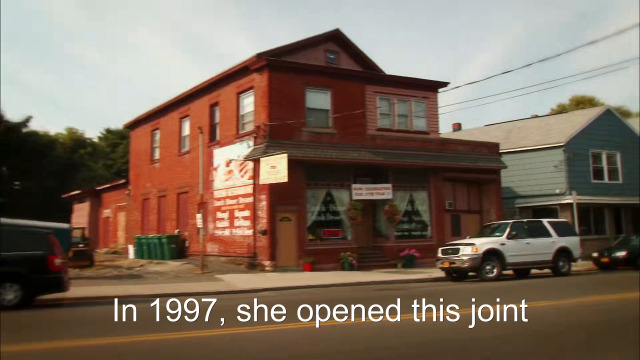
[375,190,431,239]
[305,89,331,128]
[306,189,350,241]
[375,96,428,132]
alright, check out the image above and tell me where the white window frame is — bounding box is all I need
[238,90,255,133]
[377,97,393,128]
[376,96,428,132]
[210,104,220,142]
[180,117,190,153]
[305,88,332,128]
[151,129,160,161]
[590,150,622,183]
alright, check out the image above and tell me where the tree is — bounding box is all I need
[96,128,129,180]
[549,95,639,118]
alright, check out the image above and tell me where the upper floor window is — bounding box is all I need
[377,96,427,132]
[239,90,255,133]
[325,50,339,65]
[210,104,220,142]
[590,150,621,183]
[305,89,331,128]
[151,129,160,161]
[180,117,190,153]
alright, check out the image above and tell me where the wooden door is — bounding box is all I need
[351,201,374,247]
[461,213,482,238]
[276,211,298,267]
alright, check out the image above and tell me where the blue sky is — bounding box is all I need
[1,0,638,137]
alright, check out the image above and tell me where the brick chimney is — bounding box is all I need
[452,122,462,132]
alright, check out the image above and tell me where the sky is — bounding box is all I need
[1,0,639,138]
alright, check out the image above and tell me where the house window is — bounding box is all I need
[325,50,339,65]
[376,96,428,132]
[305,89,331,128]
[180,117,190,153]
[375,190,431,240]
[210,104,220,142]
[239,90,255,133]
[590,150,621,183]
[306,188,350,242]
[578,205,607,236]
[151,129,160,161]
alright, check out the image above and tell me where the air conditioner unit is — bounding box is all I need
[445,201,455,210]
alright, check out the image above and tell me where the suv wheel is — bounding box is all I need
[0,281,28,309]
[513,269,531,278]
[445,270,468,282]
[552,252,572,276]
[478,256,502,281]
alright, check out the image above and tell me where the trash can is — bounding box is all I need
[159,234,180,260]
[140,235,149,259]
[134,235,142,259]
[148,235,161,260]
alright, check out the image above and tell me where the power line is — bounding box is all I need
[439,56,640,108]
[439,63,638,115]
[439,22,640,93]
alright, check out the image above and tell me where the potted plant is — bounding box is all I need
[347,201,364,223]
[399,248,421,268]
[339,252,358,271]
[383,202,402,225]
[302,256,315,272]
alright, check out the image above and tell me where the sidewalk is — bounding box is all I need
[38,261,598,303]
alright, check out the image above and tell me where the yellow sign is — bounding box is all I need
[259,154,288,184]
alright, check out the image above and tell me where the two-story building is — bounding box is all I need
[123,29,505,269]
[443,106,640,256]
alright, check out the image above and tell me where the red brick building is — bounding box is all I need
[62,179,128,249]
[123,29,505,269]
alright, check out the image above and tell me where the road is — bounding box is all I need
[1,271,638,360]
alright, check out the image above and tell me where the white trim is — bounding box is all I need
[500,143,564,153]
[305,88,332,128]
[515,196,640,207]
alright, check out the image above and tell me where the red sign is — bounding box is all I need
[321,229,343,239]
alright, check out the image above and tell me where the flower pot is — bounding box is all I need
[303,263,313,272]
[403,257,416,268]
[342,262,354,271]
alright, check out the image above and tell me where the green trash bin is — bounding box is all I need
[157,235,168,260]
[134,235,142,259]
[149,235,161,260]
[139,236,149,259]
[160,234,180,260]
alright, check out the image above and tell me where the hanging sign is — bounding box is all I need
[351,184,393,200]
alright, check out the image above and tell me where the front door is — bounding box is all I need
[351,201,373,247]
[276,211,298,267]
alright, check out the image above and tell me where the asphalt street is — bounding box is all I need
[1,271,638,360]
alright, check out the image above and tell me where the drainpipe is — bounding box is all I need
[198,126,206,273]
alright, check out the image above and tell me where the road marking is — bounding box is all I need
[2,291,637,353]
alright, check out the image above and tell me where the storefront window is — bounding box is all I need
[376,190,431,239]
[306,189,351,241]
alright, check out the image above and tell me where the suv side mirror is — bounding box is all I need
[507,231,518,240]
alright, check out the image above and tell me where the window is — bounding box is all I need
[325,50,339,65]
[151,129,160,161]
[548,221,578,237]
[378,97,392,128]
[526,220,552,238]
[305,89,331,128]
[180,117,190,153]
[306,189,351,241]
[210,104,220,142]
[590,150,621,183]
[239,90,255,133]
[578,205,607,236]
[376,96,428,132]
[375,190,431,239]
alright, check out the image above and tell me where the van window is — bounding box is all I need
[0,228,51,253]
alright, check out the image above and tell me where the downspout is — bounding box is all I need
[572,190,580,234]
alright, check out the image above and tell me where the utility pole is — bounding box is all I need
[198,126,206,273]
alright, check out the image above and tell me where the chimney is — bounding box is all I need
[452,122,462,132]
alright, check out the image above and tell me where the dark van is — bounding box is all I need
[1,226,70,309]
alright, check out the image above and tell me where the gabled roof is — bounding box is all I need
[441,106,611,152]
[625,117,640,134]
[124,29,447,129]
[257,28,385,74]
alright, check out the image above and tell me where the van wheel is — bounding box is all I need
[478,256,502,281]
[513,269,531,278]
[552,252,572,276]
[0,281,30,309]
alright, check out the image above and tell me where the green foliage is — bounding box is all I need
[0,110,129,222]
[549,95,639,118]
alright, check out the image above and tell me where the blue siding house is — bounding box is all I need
[443,106,640,254]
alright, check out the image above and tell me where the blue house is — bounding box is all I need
[443,106,639,255]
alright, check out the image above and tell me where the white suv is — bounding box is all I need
[436,219,581,281]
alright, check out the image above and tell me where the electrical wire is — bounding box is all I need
[439,63,638,115]
[439,22,640,93]
[439,56,640,108]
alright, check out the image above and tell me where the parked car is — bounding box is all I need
[436,219,581,281]
[0,226,70,309]
[591,234,640,270]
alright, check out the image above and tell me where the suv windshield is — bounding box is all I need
[471,222,510,238]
